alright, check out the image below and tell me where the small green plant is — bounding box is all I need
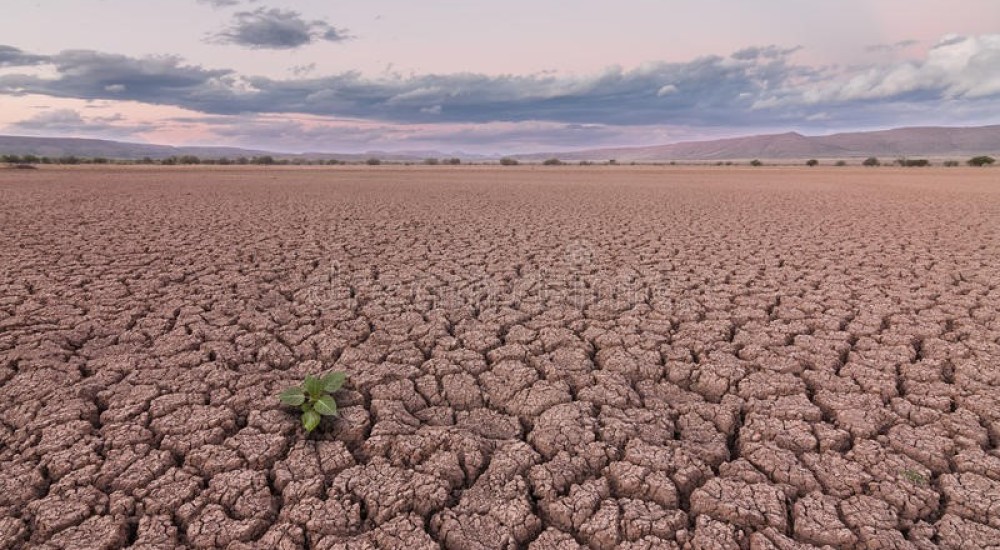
[542,158,563,166]
[280,372,346,433]
[943,160,960,167]
[901,468,928,485]
[862,156,880,167]
[806,159,819,166]
[499,157,519,166]
[750,159,763,166]
[835,160,847,166]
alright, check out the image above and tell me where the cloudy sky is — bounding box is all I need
[1,0,999,154]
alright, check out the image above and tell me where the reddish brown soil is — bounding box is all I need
[2,166,1000,549]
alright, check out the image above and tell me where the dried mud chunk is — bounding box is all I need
[368,513,440,549]
[747,527,825,550]
[847,440,940,521]
[737,371,805,400]
[432,477,542,549]
[606,460,679,508]
[718,459,769,485]
[689,357,747,403]
[689,478,788,533]
[743,443,821,497]
[577,371,643,409]
[529,528,584,549]
[953,447,1000,481]
[507,380,574,420]
[26,486,107,541]
[533,348,593,392]
[744,394,822,422]
[0,461,46,509]
[0,517,27,549]
[135,467,202,515]
[938,408,991,449]
[596,347,661,385]
[839,494,909,548]
[370,378,429,413]
[314,514,438,550]
[622,440,713,498]
[330,461,449,524]
[100,420,155,449]
[185,504,271,549]
[935,513,1000,550]
[332,405,371,447]
[598,407,675,448]
[813,390,897,438]
[282,496,361,536]
[224,430,290,469]
[480,360,538,405]
[41,438,103,481]
[364,426,491,486]
[740,416,817,454]
[888,423,955,474]
[619,499,687,543]
[150,404,238,454]
[792,492,857,549]
[45,515,127,550]
[529,442,615,501]
[456,408,522,439]
[940,472,1000,528]
[228,522,305,550]
[677,412,730,468]
[208,467,267,509]
[528,402,598,459]
[440,372,484,410]
[96,446,174,493]
[802,451,870,498]
[812,422,851,452]
[577,499,621,550]
[184,444,246,476]
[690,515,742,550]
[541,478,610,532]
[433,441,542,548]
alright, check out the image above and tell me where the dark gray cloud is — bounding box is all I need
[8,109,154,138]
[1,35,998,134]
[0,49,231,105]
[0,45,48,67]
[209,8,349,49]
[731,45,802,60]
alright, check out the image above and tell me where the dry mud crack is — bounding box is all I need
[2,166,1000,549]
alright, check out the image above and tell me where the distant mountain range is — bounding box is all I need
[0,135,472,162]
[1,125,998,162]
[522,125,1000,161]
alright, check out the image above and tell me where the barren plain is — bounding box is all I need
[2,166,999,550]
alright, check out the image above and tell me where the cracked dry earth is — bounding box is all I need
[2,166,1000,550]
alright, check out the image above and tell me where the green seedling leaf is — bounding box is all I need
[322,371,346,393]
[279,387,306,406]
[302,409,321,433]
[303,375,324,397]
[314,395,338,416]
[902,469,928,485]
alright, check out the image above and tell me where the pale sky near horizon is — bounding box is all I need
[1,0,999,153]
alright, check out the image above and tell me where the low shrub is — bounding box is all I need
[968,155,995,167]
